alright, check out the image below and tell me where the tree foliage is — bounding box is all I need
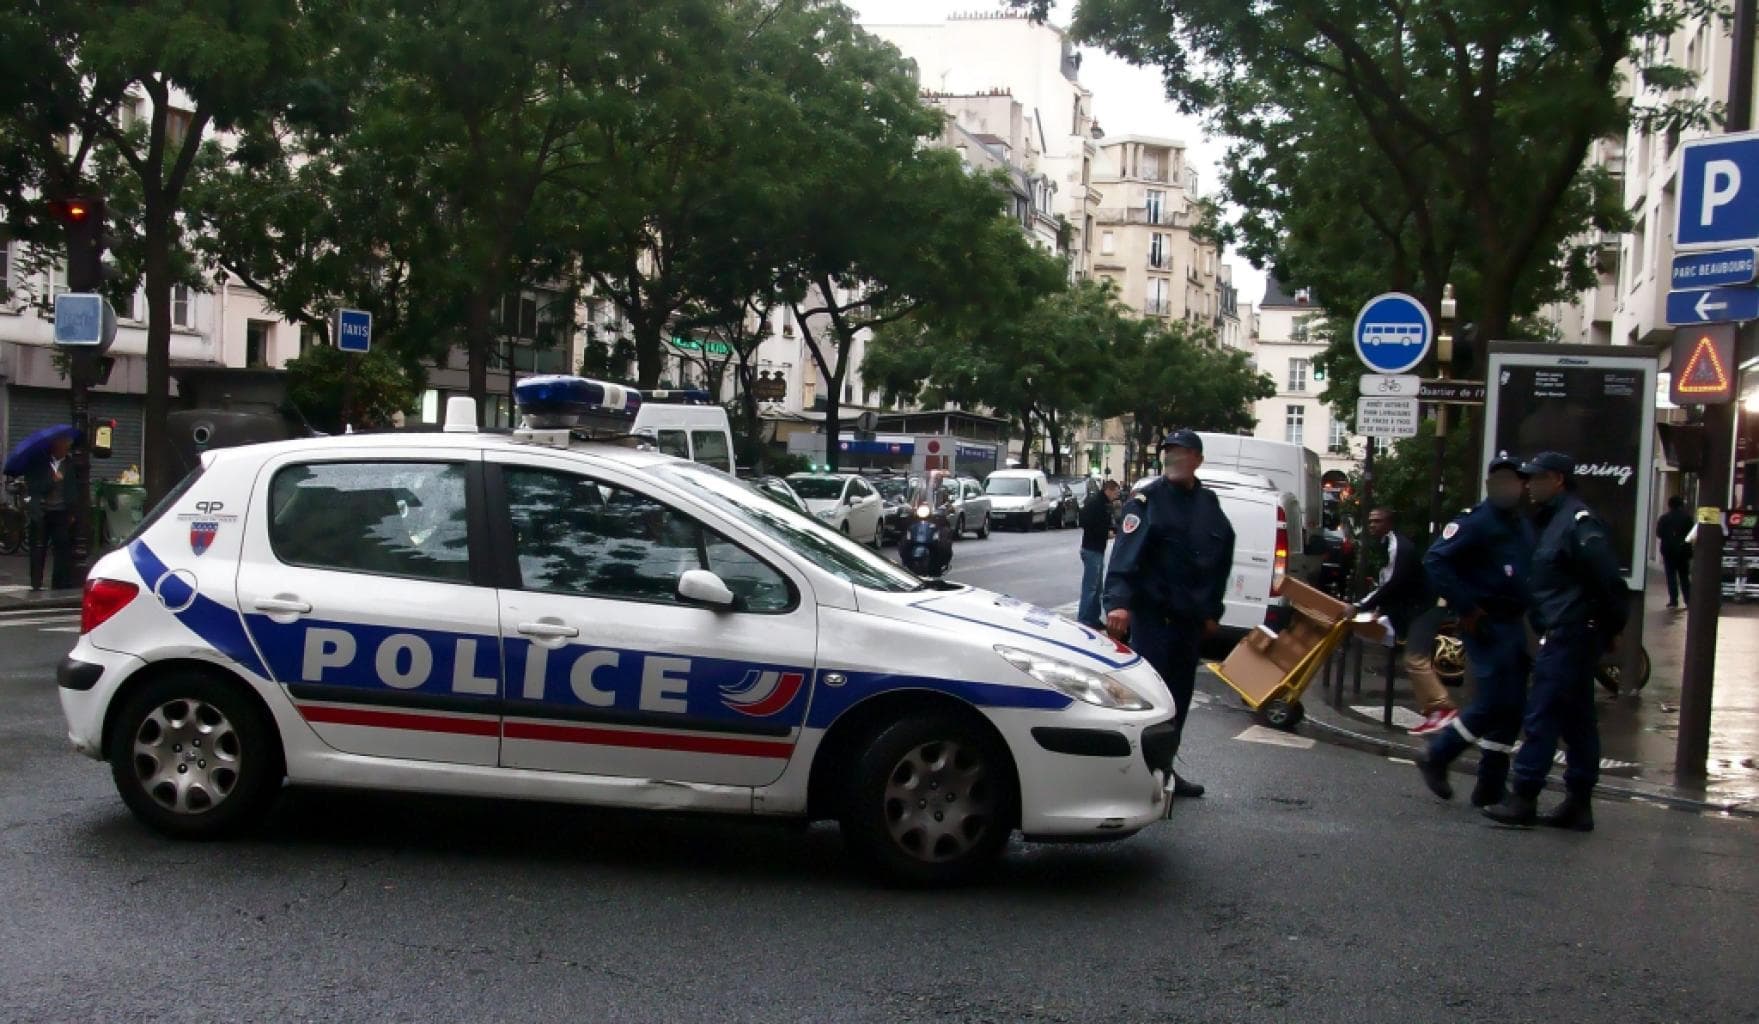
[283,343,421,435]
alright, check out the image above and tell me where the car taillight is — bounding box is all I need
[1341,537,1355,557]
[82,579,139,634]
[1271,507,1289,597]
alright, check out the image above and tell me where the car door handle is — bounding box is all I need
[252,597,312,615]
[517,620,580,639]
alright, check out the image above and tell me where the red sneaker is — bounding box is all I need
[1409,708,1459,737]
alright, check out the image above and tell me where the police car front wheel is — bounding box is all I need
[841,712,1016,885]
[108,673,281,839]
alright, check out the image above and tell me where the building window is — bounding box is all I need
[246,320,273,368]
[115,289,138,321]
[1288,358,1309,393]
[0,235,12,302]
[1285,405,1305,446]
[1145,189,1164,225]
[1329,418,1349,453]
[49,264,69,302]
[1101,231,1115,256]
[171,284,191,327]
[166,108,194,149]
[1147,277,1170,316]
[1148,233,1167,269]
[1290,315,1314,343]
[300,324,322,354]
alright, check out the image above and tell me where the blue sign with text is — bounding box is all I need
[1671,248,1758,289]
[1353,292,1433,374]
[337,308,372,353]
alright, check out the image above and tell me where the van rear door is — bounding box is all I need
[1208,486,1283,633]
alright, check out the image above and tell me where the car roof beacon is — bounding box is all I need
[512,375,645,448]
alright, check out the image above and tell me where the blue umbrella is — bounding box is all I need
[3,424,80,476]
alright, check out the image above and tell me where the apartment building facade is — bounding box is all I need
[1245,278,1355,479]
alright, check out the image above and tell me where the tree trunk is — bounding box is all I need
[823,353,845,473]
[142,207,175,503]
[735,355,763,473]
[464,291,494,426]
[1017,406,1036,469]
[634,314,665,389]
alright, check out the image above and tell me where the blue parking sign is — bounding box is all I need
[1353,292,1433,374]
[337,308,372,353]
[1676,131,1759,250]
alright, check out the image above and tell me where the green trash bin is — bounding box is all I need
[94,481,148,547]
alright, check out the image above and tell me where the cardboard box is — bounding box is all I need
[1214,579,1351,704]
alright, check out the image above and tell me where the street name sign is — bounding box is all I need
[1356,396,1420,438]
[1418,379,1487,404]
[337,308,372,353]
[1671,247,1758,288]
[1353,292,1432,374]
[1358,373,1419,397]
[1664,285,1759,325]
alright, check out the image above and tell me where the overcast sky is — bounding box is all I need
[843,0,1270,307]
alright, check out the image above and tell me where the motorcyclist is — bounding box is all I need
[899,470,956,577]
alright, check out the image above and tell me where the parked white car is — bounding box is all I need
[788,472,884,545]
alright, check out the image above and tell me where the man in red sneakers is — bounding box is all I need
[1355,507,1456,736]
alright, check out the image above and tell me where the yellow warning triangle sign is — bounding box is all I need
[1677,334,1731,395]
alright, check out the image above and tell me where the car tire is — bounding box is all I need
[107,671,282,840]
[955,514,966,539]
[841,711,1016,887]
[976,515,990,540]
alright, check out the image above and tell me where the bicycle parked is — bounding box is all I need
[0,478,26,556]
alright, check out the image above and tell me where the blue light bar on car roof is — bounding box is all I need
[513,375,642,428]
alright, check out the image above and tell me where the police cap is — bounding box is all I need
[1520,451,1575,478]
[1486,450,1527,476]
[1159,428,1203,453]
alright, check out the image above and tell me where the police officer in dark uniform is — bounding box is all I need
[1416,452,1536,807]
[1104,429,1234,799]
[1483,452,1627,831]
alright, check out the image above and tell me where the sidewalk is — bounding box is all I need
[1299,576,1759,814]
[0,553,84,611]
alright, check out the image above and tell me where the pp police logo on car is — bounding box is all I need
[55,377,1180,885]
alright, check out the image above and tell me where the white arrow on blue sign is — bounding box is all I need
[1676,130,1759,250]
[337,308,372,353]
[1353,292,1433,374]
[1665,286,1759,325]
[1671,247,1758,288]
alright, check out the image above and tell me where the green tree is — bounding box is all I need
[1039,0,1718,352]
[1111,322,1276,477]
[283,344,421,434]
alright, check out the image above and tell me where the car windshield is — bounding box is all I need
[788,476,846,500]
[872,478,911,501]
[986,477,1034,497]
[659,464,922,592]
[754,479,807,514]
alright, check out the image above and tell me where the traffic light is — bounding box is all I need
[48,195,106,291]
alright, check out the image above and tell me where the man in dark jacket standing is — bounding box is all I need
[24,434,77,591]
[1356,507,1456,736]
[1105,430,1235,798]
[1655,495,1693,608]
[1076,479,1120,629]
[1484,452,1627,832]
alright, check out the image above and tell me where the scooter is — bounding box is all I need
[899,501,955,578]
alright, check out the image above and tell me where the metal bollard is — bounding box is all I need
[1382,643,1398,728]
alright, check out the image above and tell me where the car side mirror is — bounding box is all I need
[677,569,737,609]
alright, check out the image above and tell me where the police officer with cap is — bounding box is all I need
[1104,429,1234,798]
[1415,451,1536,807]
[1483,451,1626,831]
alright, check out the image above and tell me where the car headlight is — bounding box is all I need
[815,509,836,520]
[995,645,1152,711]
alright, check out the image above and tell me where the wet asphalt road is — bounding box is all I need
[3,533,1757,1023]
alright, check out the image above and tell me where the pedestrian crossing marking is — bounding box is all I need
[1352,705,1426,730]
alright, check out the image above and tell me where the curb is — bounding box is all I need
[1298,705,1759,819]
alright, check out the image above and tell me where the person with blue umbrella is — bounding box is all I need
[5,424,81,590]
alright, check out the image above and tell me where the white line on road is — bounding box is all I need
[42,626,81,633]
[0,616,80,628]
[1234,725,1316,749]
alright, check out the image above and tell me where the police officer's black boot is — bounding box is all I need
[1471,754,1508,808]
[1482,790,1538,827]
[1540,791,1594,832]
[1172,774,1205,799]
[1416,756,1453,800]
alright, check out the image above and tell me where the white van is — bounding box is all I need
[1132,473,1296,637]
[1196,434,1322,537]
[984,468,1054,531]
[633,390,736,473]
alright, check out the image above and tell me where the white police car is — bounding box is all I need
[58,377,1178,884]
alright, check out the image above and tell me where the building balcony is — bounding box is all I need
[1143,299,1173,316]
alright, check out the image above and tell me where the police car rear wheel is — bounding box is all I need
[843,713,1014,885]
[109,674,280,839]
